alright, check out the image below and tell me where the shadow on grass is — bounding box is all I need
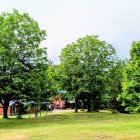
[0,111,140,130]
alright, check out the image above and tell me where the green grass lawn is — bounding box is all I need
[0,111,140,140]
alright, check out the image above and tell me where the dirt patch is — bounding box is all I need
[2,134,29,140]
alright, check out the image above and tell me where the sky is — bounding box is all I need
[0,0,140,63]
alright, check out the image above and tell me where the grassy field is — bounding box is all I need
[0,111,140,140]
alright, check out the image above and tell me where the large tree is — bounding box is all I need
[60,35,116,112]
[118,42,140,112]
[0,10,48,118]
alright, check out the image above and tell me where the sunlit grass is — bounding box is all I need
[0,111,140,140]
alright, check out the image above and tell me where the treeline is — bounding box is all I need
[0,10,140,118]
[48,29,140,113]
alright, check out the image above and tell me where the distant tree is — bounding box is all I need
[118,42,140,112]
[46,64,62,98]
[0,10,48,118]
[104,60,126,113]
[60,35,116,112]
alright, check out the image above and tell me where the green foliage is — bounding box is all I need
[118,42,140,112]
[46,64,62,96]
[60,35,116,111]
[104,60,126,112]
[0,9,48,117]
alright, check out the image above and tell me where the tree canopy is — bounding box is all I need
[118,42,140,112]
[0,9,48,118]
[60,35,116,112]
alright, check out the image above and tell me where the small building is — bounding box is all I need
[0,103,11,115]
[53,95,65,109]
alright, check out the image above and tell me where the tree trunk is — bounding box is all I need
[2,95,11,119]
[92,98,100,112]
[3,98,9,119]
[87,97,91,112]
[74,98,78,113]
[34,106,38,117]
[17,104,24,119]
